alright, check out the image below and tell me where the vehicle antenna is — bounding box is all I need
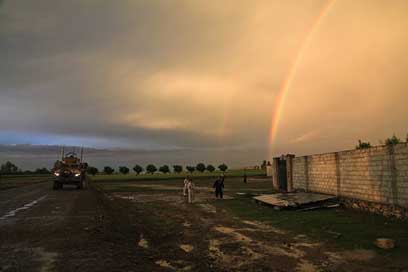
[61,146,65,160]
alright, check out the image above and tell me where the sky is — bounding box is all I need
[1,0,408,165]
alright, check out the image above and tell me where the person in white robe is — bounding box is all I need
[187,179,194,203]
[183,176,189,196]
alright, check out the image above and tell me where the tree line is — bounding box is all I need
[86,163,228,176]
[0,161,229,176]
[0,161,50,175]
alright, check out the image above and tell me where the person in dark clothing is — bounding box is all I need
[213,178,224,199]
[243,170,247,183]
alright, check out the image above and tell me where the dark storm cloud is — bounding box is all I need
[1,0,408,157]
[0,0,253,148]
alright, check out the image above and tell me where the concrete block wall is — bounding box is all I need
[293,143,408,208]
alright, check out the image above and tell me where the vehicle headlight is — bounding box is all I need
[75,173,81,177]
[54,172,60,176]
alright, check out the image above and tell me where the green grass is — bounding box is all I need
[0,174,52,178]
[0,174,53,190]
[92,168,266,182]
[94,176,275,195]
[95,175,408,257]
[215,196,408,256]
[100,184,176,194]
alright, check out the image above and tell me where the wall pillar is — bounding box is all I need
[286,154,295,192]
[388,145,399,206]
[272,157,280,190]
[304,156,309,192]
[335,152,342,197]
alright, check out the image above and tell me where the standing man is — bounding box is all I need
[183,176,189,196]
[243,169,247,184]
[187,178,194,203]
[213,177,224,199]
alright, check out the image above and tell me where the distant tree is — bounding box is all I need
[356,140,371,150]
[133,164,143,175]
[146,164,157,174]
[34,168,51,174]
[385,134,401,146]
[0,161,19,174]
[119,166,130,175]
[186,166,195,174]
[103,166,115,175]
[206,164,215,172]
[196,163,206,173]
[87,166,99,176]
[173,165,183,173]
[159,165,170,174]
[218,163,228,173]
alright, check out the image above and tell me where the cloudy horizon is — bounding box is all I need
[1,0,408,166]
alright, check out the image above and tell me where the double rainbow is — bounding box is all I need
[268,0,336,157]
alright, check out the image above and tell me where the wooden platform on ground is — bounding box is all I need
[253,192,337,210]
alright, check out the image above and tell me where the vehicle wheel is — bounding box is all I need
[80,177,86,189]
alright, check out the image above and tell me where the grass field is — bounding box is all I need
[92,168,266,182]
[215,195,408,257]
[0,174,53,190]
[95,176,275,195]
[94,176,408,259]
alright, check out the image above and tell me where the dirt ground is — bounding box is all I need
[0,179,407,271]
[106,184,404,272]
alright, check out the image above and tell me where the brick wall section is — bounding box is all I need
[293,143,408,208]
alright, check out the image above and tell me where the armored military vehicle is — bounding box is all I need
[52,148,87,190]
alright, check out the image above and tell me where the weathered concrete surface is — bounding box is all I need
[253,192,337,209]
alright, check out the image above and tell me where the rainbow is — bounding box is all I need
[268,0,336,157]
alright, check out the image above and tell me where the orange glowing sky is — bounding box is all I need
[0,0,408,161]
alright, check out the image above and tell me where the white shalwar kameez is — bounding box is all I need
[183,178,189,196]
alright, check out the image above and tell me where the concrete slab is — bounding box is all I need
[253,192,337,209]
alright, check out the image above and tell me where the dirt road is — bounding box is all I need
[1,180,405,272]
[0,182,153,272]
